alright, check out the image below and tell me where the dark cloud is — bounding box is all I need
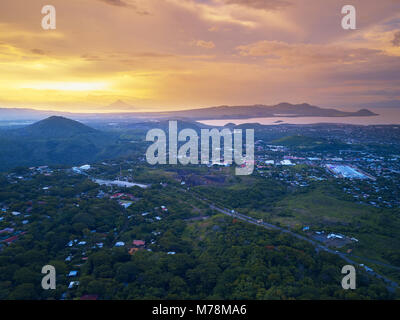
[96,0,150,14]
[98,0,128,7]
[81,53,102,61]
[224,0,292,10]
[392,31,400,47]
[31,49,45,55]
[326,59,400,84]
[133,52,174,58]
[358,100,400,108]
[338,90,400,98]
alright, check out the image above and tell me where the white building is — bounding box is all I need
[280,160,294,166]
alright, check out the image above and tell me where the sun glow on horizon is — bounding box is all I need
[0,0,399,112]
[19,81,109,92]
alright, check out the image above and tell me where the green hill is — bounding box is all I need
[0,116,140,171]
[14,116,98,139]
[271,135,328,147]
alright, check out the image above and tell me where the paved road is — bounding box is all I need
[211,204,399,290]
[186,190,399,291]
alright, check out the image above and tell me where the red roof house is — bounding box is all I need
[133,240,145,246]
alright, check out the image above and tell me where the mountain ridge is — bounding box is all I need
[0,102,378,121]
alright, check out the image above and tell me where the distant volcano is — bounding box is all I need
[107,100,136,111]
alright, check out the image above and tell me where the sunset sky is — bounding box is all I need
[1,0,400,112]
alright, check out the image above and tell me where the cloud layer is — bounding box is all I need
[0,0,399,111]
[224,0,292,11]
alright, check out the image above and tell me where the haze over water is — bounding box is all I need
[199,108,400,126]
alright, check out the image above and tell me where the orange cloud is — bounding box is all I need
[192,40,216,49]
[0,0,399,111]
[224,0,292,11]
[237,40,382,66]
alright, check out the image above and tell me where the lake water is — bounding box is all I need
[199,108,400,126]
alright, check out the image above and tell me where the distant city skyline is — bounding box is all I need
[1,0,400,112]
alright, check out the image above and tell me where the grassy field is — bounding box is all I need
[270,188,371,227]
[266,186,400,278]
